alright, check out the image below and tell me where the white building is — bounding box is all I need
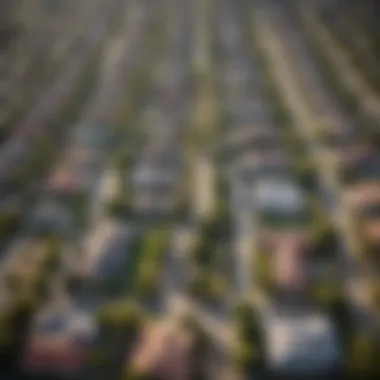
[263,308,342,376]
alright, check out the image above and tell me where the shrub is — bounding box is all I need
[234,342,262,372]
[252,253,273,293]
[134,229,170,298]
[97,300,142,332]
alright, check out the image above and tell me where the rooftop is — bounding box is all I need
[253,179,306,211]
[130,320,194,380]
[263,308,341,375]
[82,219,134,279]
[23,307,96,375]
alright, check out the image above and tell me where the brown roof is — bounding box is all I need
[344,182,380,206]
[130,321,194,380]
[23,334,88,375]
[272,237,309,290]
[47,168,83,193]
[259,230,312,254]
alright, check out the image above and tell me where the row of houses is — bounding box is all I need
[21,218,138,377]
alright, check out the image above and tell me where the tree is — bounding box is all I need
[347,332,379,375]
[234,301,254,326]
[124,367,152,380]
[297,161,317,192]
[188,270,207,299]
[207,274,227,301]
[253,253,272,293]
[4,271,20,294]
[107,195,131,219]
[328,296,352,347]
[111,150,133,172]
[41,234,62,272]
[313,281,342,307]
[0,210,21,239]
[234,342,261,372]
[136,262,158,298]
[97,300,142,333]
[368,279,380,310]
[312,224,338,260]
[190,237,212,266]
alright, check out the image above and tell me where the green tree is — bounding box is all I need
[97,300,142,333]
[107,195,131,219]
[347,333,379,375]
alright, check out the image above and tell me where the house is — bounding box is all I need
[22,305,96,377]
[263,307,342,377]
[271,232,312,292]
[80,220,135,289]
[252,178,309,225]
[46,147,102,196]
[252,179,315,294]
[31,199,71,235]
[128,320,195,380]
[46,160,84,195]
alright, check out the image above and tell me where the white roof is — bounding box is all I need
[253,179,306,211]
[264,310,341,373]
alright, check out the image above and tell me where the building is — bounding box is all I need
[80,219,136,289]
[263,308,342,377]
[31,199,70,235]
[23,304,96,377]
[271,233,311,292]
[128,320,195,380]
[46,147,102,196]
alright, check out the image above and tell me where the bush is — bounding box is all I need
[313,282,342,307]
[313,225,338,259]
[124,367,152,380]
[234,301,254,326]
[207,274,228,301]
[190,236,212,266]
[369,280,380,310]
[134,229,170,298]
[252,253,273,293]
[234,342,261,372]
[348,332,380,374]
[188,270,208,299]
[0,210,21,239]
[135,262,159,298]
[97,300,142,333]
[107,195,132,219]
[111,150,133,172]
